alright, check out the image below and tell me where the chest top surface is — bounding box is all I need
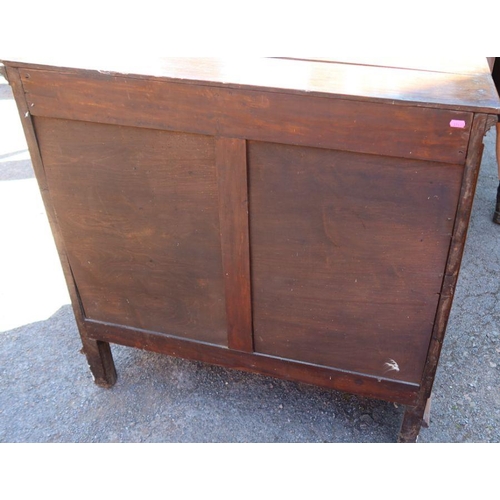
[2,56,500,114]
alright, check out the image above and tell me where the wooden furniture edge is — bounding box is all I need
[84,318,420,406]
[397,112,492,442]
[3,58,500,114]
[5,66,117,387]
[278,57,494,75]
[18,67,474,165]
[5,59,496,440]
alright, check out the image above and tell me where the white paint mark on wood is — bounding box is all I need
[384,359,400,372]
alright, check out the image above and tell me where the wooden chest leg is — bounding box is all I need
[397,403,427,443]
[80,338,117,388]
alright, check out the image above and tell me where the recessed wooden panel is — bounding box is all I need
[34,117,227,345]
[248,142,463,384]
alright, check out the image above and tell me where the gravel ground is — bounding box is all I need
[0,73,499,444]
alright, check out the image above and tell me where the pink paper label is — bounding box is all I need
[450,119,466,128]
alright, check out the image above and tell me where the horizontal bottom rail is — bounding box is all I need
[85,319,420,406]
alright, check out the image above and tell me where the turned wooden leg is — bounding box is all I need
[80,338,117,388]
[397,401,428,443]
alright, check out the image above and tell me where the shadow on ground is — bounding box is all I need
[0,77,498,443]
[0,305,405,442]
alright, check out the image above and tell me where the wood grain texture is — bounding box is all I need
[84,318,420,406]
[216,138,253,352]
[34,117,227,345]
[280,57,495,75]
[80,340,117,388]
[20,68,473,164]
[6,67,118,386]
[415,114,490,404]
[248,141,463,384]
[4,57,497,442]
[398,405,426,442]
[2,56,500,112]
[396,114,490,443]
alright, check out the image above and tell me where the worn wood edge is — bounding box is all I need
[485,114,498,134]
[5,66,117,386]
[3,58,500,114]
[427,113,488,363]
[6,67,86,326]
[422,394,433,428]
[84,318,420,406]
[0,63,7,81]
[19,68,473,165]
[65,258,88,322]
[398,405,426,442]
[277,57,494,76]
[399,113,491,440]
[215,137,254,352]
[6,68,48,186]
[444,114,489,280]
[82,340,117,388]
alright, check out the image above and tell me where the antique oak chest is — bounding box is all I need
[2,57,499,442]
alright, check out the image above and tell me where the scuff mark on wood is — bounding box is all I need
[384,358,400,372]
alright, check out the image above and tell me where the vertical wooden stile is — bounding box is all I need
[5,66,117,387]
[215,137,253,352]
[424,113,489,393]
[398,113,491,442]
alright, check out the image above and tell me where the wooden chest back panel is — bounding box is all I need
[34,117,228,345]
[248,141,463,384]
[15,63,479,389]
[4,57,499,441]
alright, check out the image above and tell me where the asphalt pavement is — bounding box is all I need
[1,73,499,443]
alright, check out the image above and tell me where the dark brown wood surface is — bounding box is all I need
[5,66,117,386]
[2,56,500,113]
[84,318,420,406]
[20,68,472,164]
[397,113,493,441]
[34,117,228,345]
[4,57,500,442]
[216,138,253,352]
[248,141,463,384]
